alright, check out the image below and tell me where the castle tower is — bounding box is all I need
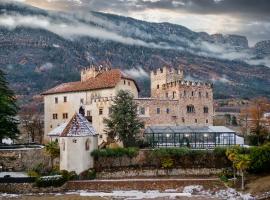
[59,113,98,174]
[150,66,184,97]
[81,65,111,82]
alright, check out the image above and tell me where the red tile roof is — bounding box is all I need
[42,69,139,95]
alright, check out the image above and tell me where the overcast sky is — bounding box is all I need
[14,0,270,46]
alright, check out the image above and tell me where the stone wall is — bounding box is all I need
[66,179,224,191]
[96,168,223,179]
[0,147,50,171]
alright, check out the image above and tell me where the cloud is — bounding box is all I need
[0,4,270,68]
[124,67,149,79]
[0,13,171,49]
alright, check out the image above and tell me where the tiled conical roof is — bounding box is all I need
[60,113,97,137]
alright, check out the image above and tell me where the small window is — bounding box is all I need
[184,91,186,96]
[182,117,185,123]
[204,106,209,113]
[124,80,126,84]
[62,140,65,151]
[187,105,195,113]
[157,84,159,89]
[85,139,90,151]
[109,107,113,114]
[50,125,52,128]
[166,108,170,114]
[63,113,68,119]
[87,110,91,116]
[72,139,77,143]
[55,97,58,104]
[157,107,160,114]
[128,81,130,86]
[206,119,209,123]
[99,108,103,115]
[140,107,145,115]
[52,113,58,119]
[199,92,201,98]
[165,92,169,98]
[80,98,84,104]
[64,96,67,102]
[160,68,163,73]
[99,135,103,139]
[191,91,194,96]
[172,91,176,99]
[195,119,198,123]
[206,92,209,98]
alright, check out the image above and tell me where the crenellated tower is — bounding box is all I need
[150,66,184,97]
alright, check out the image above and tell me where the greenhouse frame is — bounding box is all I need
[144,126,240,149]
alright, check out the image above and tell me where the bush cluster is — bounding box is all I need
[249,143,270,173]
[91,147,139,159]
[36,175,65,187]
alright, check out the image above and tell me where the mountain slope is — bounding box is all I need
[0,2,270,105]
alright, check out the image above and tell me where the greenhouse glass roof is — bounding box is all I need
[144,126,235,134]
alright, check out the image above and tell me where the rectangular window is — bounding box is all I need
[195,119,198,123]
[165,92,169,98]
[124,80,126,84]
[157,84,159,89]
[80,98,84,104]
[199,92,201,98]
[140,107,145,115]
[182,117,185,123]
[128,81,130,86]
[166,108,170,114]
[99,108,103,115]
[52,113,58,119]
[87,110,91,116]
[157,107,160,114]
[63,113,68,119]
[206,119,209,123]
[206,92,209,98]
[109,107,113,115]
[204,106,209,113]
[55,97,58,104]
[172,91,176,99]
[63,96,67,102]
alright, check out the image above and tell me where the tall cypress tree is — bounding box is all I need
[0,69,19,143]
[104,90,143,147]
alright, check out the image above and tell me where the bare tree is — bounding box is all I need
[19,105,44,144]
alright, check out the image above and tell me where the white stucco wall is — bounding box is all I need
[60,136,98,174]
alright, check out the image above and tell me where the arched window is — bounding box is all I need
[85,139,90,151]
[187,105,195,113]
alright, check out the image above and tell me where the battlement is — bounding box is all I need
[151,66,184,77]
[81,65,111,82]
[162,80,213,89]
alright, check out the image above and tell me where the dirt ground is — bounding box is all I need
[246,174,270,195]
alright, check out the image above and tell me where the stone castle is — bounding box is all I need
[42,65,213,144]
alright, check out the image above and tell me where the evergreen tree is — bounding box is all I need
[0,69,19,143]
[104,90,144,147]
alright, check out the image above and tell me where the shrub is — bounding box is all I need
[60,170,78,181]
[36,175,65,187]
[249,143,270,173]
[213,147,227,156]
[91,147,139,159]
[27,170,39,178]
[161,157,174,169]
[87,169,96,180]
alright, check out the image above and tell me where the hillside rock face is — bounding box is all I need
[0,2,270,104]
[254,40,270,56]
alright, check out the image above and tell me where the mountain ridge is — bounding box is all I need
[0,2,270,105]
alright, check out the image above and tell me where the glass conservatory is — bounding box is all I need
[144,126,241,149]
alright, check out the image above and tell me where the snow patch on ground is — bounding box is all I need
[80,190,192,199]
